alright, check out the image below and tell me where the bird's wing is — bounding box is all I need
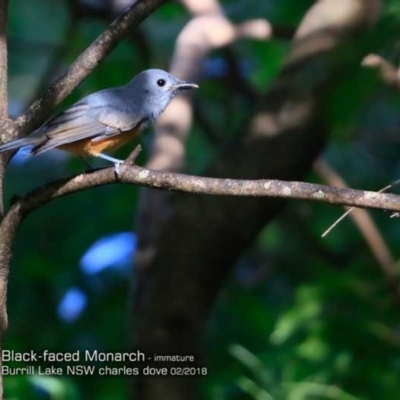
[33,97,143,154]
[90,105,145,142]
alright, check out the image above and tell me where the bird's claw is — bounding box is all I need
[114,162,122,176]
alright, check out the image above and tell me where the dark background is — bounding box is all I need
[4,0,400,399]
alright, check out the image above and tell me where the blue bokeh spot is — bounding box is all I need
[80,232,137,275]
[58,287,87,323]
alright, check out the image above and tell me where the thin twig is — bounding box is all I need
[321,175,400,237]
[321,207,353,237]
[125,144,143,164]
[316,160,400,305]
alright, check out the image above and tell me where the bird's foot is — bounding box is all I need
[114,161,122,176]
[96,153,124,176]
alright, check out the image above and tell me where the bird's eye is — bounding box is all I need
[157,79,166,87]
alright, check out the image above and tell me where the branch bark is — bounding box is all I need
[4,165,400,218]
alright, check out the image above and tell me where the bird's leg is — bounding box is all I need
[96,153,124,175]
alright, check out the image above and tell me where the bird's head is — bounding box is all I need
[128,69,198,121]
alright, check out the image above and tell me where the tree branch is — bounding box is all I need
[12,0,169,138]
[2,165,400,245]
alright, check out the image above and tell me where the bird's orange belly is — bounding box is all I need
[59,126,140,156]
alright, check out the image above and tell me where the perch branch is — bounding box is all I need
[4,165,400,220]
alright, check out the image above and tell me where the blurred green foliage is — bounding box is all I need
[4,0,400,399]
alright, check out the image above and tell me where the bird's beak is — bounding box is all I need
[171,80,199,91]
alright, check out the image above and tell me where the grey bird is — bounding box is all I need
[0,69,198,172]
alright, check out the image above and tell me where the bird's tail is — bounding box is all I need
[0,137,41,153]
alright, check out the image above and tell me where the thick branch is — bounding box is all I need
[3,165,400,227]
[13,0,169,137]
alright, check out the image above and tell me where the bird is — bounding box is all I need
[0,69,198,174]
